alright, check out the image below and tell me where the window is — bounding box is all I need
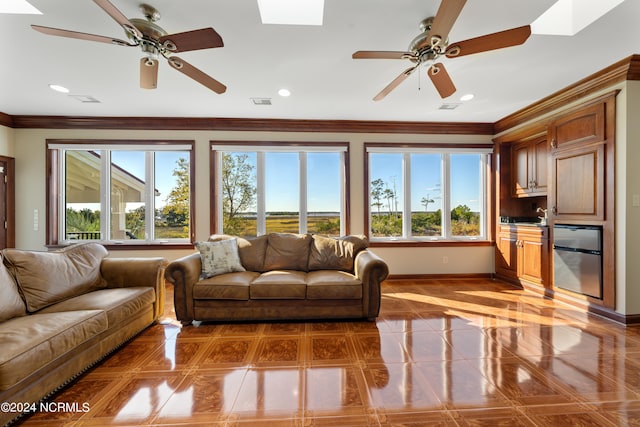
[47,140,194,246]
[212,142,348,237]
[366,144,490,242]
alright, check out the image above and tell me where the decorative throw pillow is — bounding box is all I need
[3,243,108,312]
[195,239,246,278]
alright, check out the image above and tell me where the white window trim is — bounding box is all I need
[214,145,347,236]
[367,146,489,242]
[55,143,192,245]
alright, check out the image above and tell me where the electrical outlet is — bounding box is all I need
[442,256,449,264]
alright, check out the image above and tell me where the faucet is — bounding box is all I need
[536,207,548,225]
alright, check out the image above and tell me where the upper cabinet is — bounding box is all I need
[548,98,611,222]
[512,136,548,197]
[549,103,605,150]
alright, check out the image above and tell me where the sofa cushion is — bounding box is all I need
[3,243,108,312]
[0,256,26,322]
[195,239,246,278]
[306,270,362,299]
[250,271,307,299]
[237,235,268,272]
[193,271,259,300]
[0,310,107,391]
[308,235,356,271]
[340,235,368,255]
[263,233,311,271]
[38,287,155,326]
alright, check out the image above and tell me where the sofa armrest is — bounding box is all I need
[164,253,202,324]
[354,250,389,319]
[101,257,168,320]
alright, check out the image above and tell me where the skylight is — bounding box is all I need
[531,0,624,36]
[257,0,324,25]
[0,0,41,14]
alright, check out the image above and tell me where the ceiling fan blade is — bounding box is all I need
[167,56,226,94]
[353,50,416,60]
[421,0,467,50]
[93,0,142,39]
[140,57,158,89]
[428,63,456,98]
[159,28,223,53]
[373,64,419,101]
[31,25,135,46]
[445,25,531,58]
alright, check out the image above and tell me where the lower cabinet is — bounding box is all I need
[496,225,549,287]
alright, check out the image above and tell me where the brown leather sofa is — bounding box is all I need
[165,233,389,325]
[0,243,166,426]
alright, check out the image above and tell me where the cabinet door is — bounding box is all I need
[530,137,548,195]
[496,232,518,280]
[549,102,605,150]
[550,143,605,221]
[519,237,548,285]
[512,143,530,197]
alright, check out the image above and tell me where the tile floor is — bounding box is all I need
[15,278,640,426]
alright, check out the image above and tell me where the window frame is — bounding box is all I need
[210,141,350,236]
[46,139,196,249]
[364,142,493,247]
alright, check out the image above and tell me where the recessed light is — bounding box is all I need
[278,88,291,97]
[49,84,70,93]
[460,93,474,102]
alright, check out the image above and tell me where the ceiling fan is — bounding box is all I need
[32,0,226,93]
[352,0,531,101]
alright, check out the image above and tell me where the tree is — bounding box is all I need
[161,157,190,228]
[222,153,256,234]
[421,195,435,212]
[370,178,385,215]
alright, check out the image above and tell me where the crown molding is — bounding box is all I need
[3,115,494,135]
[0,112,13,128]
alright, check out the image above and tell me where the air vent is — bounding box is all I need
[438,103,460,110]
[251,98,272,105]
[69,95,101,103]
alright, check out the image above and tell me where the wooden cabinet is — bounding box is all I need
[496,225,549,287]
[548,102,606,221]
[548,102,604,151]
[512,137,548,197]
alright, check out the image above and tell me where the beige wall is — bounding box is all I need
[11,127,494,276]
[0,125,14,157]
[619,81,640,314]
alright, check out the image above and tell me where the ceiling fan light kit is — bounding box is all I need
[32,0,226,93]
[352,0,532,101]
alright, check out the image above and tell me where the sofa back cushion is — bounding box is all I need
[3,243,108,312]
[308,235,358,271]
[263,233,311,271]
[0,256,26,322]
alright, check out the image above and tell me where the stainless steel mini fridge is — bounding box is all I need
[552,225,602,299]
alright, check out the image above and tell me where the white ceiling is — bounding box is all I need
[0,0,637,123]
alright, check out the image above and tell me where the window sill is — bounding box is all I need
[47,242,194,251]
[369,240,492,248]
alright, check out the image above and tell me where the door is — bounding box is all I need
[0,157,15,249]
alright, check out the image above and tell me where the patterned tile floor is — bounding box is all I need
[15,278,640,426]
